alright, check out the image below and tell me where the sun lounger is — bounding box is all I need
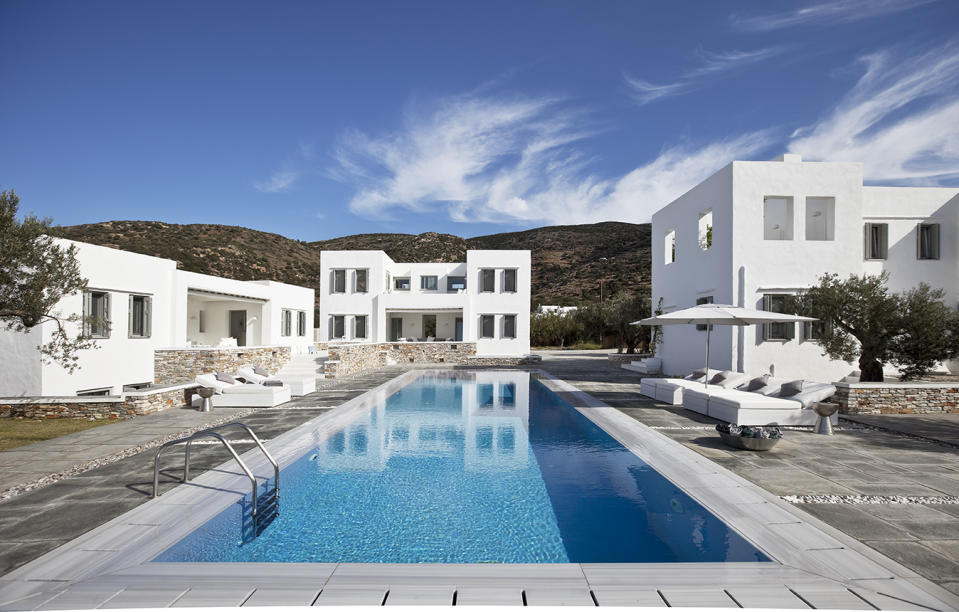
[622,357,662,374]
[237,366,316,396]
[683,376,838,426]
[193,374,291,407]
[640,369,747,405]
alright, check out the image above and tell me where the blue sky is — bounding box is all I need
[1,0,957,241]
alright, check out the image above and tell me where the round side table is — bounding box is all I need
[812,402,838,435]
[196,387,215,413]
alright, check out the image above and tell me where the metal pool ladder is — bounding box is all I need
[152,423,279,520]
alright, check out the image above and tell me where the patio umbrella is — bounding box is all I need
[631,304,817,386]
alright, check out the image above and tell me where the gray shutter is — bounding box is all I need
[931,224,940,259]
[104,293,111,338]
[145,297,152,338]
[864,223,871,259]
[128,295,134,338]
[879,224,888,259]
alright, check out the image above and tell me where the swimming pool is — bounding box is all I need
[155,371,769,564]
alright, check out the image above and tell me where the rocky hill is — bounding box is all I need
[52,221,651,307]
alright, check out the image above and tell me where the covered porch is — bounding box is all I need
[185,288,266,347]
[385,308,464,342]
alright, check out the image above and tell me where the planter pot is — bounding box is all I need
[718,431,781,451]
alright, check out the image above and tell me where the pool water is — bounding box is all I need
[155,372,769,563]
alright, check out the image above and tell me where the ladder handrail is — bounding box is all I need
[152,431,260,517]
[184,423,279,500]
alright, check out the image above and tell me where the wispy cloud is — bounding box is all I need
[731,0,933,32]
[333,92,774,225]
[253,170,299,193]
[789,44,959,182]
[625,46,782,105]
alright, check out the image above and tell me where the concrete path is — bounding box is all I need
[0,368,409,577]
[843,413,959,446]
[536,349,959,598]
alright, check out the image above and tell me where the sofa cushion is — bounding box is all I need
[215,372,236,384]
[779,380,805,397]
[253,365,269,377]
[745,375,769,392]
[709,370,734,385]
[791,384,838,408]
[687,368,708,381]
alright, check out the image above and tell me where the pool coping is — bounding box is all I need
[0,369,955,610]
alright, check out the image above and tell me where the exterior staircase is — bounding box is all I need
[277,351,328,382]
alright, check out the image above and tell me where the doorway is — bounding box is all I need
[390,317,403,341]
[422,314,437,339]
[229,310,247,346]
[455,317,463,342]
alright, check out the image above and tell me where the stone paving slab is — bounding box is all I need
[843,413,959,446]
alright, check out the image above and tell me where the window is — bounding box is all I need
[804,319,829,342]
[503,269,517,293]
[480,315,495,338]
[128,295,151,338]
[355,269,368,293]
[865,223,889,260]
[447,276,466,291]
[198,310,206,333]
[805,197,835,241]
[762,294,794,341]
[281,309,292,336]
[332,315,345,339]
[695,296,713,331]
[763,197,794,240]
[421,275,438,290]
[355,315,367,339]
[503,314,516,338]
[83,290,111,338]
[664,230,676,264]
[480,269,495,292]
[917,223,940,260]
[698,210,713,251]
[333,269,346,293]
[394,277,411,291]
[77,387,112,396]
[297,311,307,337]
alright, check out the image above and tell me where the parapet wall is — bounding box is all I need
[0,382,199,419]
[833,382,959,415]
[155,346,291,384]
[325,342,479,378]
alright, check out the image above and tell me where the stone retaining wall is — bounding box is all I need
[606,353,651,364]
[0,383,199,420]
[326,342,479,378]
[833,382,959,415]
[155,346,291,383]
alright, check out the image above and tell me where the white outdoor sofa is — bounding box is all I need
[683,376,838,426]
[640,369,749,405]
[192,374,292,408]
[622,357,662,375]
[237,366,316,396]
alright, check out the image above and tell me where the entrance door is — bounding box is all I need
[390,317,403,341]
[422,314,437,339]
[229,310,247,346]
[455,317,463,341]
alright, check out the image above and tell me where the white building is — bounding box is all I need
[318,250,531,356]
[0,238,315,397]
[652,154,959,382]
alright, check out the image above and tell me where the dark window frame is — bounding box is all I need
[420,275,438,291]
[355,315,367,339]
[354,269,368,293]
[480,314,495,339]
[447,276,467,291]
[332,269,346,293]
[503,269,517,293]
[864,223,888,260]
[917,223,940,260]
[503,314,516,339]
[762,294,794,341]
[128,294,152,339]
[480,269,495,293]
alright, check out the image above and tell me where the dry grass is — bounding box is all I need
[0,418,116,451]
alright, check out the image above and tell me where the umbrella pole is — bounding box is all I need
[704,324,710,388]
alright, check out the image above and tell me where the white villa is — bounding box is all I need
[0,238,315,397]
[318,250,531,356]
[652,154,959,382]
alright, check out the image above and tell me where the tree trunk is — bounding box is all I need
[859,354,884,382]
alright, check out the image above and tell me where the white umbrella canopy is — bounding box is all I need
[630,304,817,386]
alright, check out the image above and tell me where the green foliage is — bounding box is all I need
[0,189,96,371]
[530,311,583,347]
[793,272,959,382]
[602,291,651,353]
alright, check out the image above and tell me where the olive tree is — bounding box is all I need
[603,291,651,353]
[0,189,96,371]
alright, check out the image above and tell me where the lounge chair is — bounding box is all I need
[237,366,316,396]
[683,376,837,426]
[640,369,748,405]
[192,373,291,407]
[622,357,662,374]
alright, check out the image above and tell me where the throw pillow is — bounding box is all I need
[215,372,236,384]
[745,375,769,392]
[253,365,269,377]
[691,368,707,379]
[779,379,805,397]
[710,370,734,385]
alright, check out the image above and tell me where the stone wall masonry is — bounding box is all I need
[154,346,291,384]
[1,383,199,420]
[833,382,959,415]
[326,342,479,378]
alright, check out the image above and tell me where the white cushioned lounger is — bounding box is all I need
[683,378,838,426]
[193,374,292,407]
[640,369,747,405]
[237,367,316,397]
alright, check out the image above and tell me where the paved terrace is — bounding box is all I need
[537,350,959,599]
[0,353,957,608]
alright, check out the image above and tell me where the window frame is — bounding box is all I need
[332,315,345,339]
[864,222,889,260]
[447,276,467,291]
[917,223,940,260]
[281,309,292,337]
[761,294,794,341]
[763,196,794,241]
[480,314,495,339]
[297,310,307,337]
[83,290,111,339]
[332,269,346,294]
[355,314,367,339]
[480,269,495,293]
[503,269,517,293]
[695,295,713,331]
[394,277,411,291]
[503,314,516,339]
[127,294,152,339]
[354,269,368,293]
[420,275,438,291]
